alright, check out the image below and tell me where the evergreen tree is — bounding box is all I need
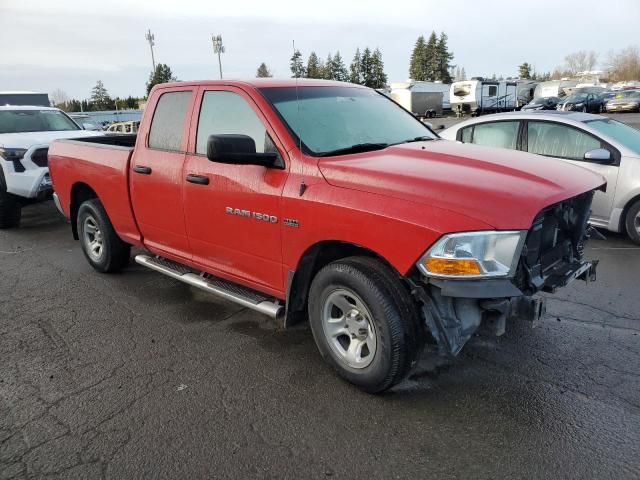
[370,48,388,89]
[424,32,439,81]
[518,62,532,79]
[323,53,334,80]
[455,66,461,81]
[90,80,111,110]
[332,51,349,81]
[435,32,454,83]
[146,64,177,96]
[306,52,324,79]
[461,67,466,80]
[349,48,363,84]
[256,62,272,78]
[409,36,427,81]
[360,47,374,87]
[290,50,306,78]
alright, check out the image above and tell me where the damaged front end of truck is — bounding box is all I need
[409,191,599,356]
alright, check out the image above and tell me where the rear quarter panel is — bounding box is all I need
[48,140,141,245]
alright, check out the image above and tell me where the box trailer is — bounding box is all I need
[390,81,449,116]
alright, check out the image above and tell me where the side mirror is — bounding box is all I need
[584,148,613,164]
[206,134,280,168]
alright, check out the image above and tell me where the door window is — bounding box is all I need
[148,91,192,151]
[196,91,268,155]
[460,126,473,143]
[468,121,519,150]
[527,121,600,160]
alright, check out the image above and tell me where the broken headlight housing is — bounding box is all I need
[417,231,527,279]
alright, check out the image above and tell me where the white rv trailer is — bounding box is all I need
[516,80,538,108]
[450,78,518,116]
[390,81,450,113]
[533,80,579,99]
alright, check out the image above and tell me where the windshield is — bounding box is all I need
[615,90,640,99]
[530,97,557,105]
[584,118,640,156]
[565,93,588,102]
[0,109,80,134]
[259,86,436,156]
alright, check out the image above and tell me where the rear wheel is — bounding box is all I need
[625,199,640,245]
[0,170,21,229]
[77,199,130,272]
[308,256,424,393]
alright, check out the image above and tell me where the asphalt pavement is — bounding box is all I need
[1,200,639,480]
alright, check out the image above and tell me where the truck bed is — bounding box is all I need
[48,135,142,245]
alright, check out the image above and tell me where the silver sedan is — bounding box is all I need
[439,111,640,243]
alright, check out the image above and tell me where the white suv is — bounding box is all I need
[0,106,102,228]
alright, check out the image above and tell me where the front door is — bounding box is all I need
[130,89,194,259]
[182,87,289,291]
[525,120,619,222]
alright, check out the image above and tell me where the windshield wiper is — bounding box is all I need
[318,142,389,157]
[394,135,435,145]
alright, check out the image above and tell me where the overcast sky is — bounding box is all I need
[1,0,638,100]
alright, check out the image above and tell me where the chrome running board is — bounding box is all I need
[135,254,284,319]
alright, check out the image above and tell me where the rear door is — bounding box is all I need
[130,89,195,260]
[525,120,619,221]
[182,86,289,292]
[456,120,522,151]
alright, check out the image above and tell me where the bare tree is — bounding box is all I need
[606,46,640,81]
[50,88,69,107]
[563,50,599,75]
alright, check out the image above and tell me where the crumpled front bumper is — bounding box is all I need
[410,259,598,356]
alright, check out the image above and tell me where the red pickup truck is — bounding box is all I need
[48,79,604,392]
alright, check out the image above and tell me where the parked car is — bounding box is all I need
[105,120,140,134]
[49,80,603,393]
[0,106,102,228]
[605,90,640,113]
[521,96,560,111]
[440,111,640,243]
[68,114,102,131]
[556,92,604,113]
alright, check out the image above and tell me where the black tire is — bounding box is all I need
[77,199,130,272]
[624,199,640,245]
[0,169,21,229]
[308,256,424,393]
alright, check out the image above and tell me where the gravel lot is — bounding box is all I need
[2,121,640,478]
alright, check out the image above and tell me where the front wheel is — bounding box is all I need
[308,257,424,393]
[625,199,640,245]
[77,199,131,272]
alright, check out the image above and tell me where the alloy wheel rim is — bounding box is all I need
[635,211,640,236]
[83,215,104,261]
[321,288,377,369]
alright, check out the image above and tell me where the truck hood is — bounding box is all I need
[318,140,606,230]
[0,130,102,149]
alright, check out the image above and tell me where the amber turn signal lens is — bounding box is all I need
[424,258,482,276]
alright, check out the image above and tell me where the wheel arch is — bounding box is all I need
[70,182,98,240]
[284,240,406,328]
[619,191,640,235]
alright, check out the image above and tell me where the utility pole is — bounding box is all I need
[211,34,225,79]
[145,29,156,72]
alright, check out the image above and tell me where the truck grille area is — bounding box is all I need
[31,148,49,167]
[514,191,594,295]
